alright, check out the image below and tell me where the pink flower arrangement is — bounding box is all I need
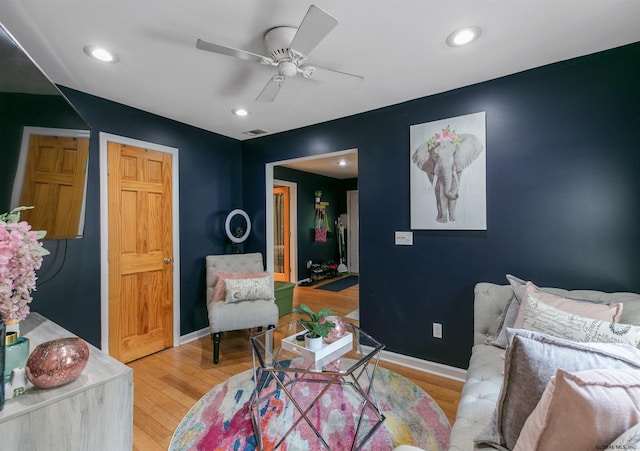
[0,207,49,322]
[427,125,463,150]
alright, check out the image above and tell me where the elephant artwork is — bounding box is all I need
[410,113,486,230]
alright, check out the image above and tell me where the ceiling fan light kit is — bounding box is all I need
[196,5,363,103]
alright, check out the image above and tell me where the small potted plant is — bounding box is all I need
[293,304,335,351]
[314,190,322,203]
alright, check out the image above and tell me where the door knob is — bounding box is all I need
[164,257,173,264]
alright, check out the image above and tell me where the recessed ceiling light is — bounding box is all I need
[337,160,347,166]
[242,129,268,136]
[83,45,119,63]
[232,108,250,117]
[446,26,482,47]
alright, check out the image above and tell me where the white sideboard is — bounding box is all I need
[0,312,133,451]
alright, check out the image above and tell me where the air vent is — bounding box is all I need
[242,129,268,137]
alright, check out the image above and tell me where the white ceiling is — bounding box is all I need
[278,149,358,179]
[1,0,639,147]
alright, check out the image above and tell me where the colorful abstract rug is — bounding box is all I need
[170,364,450,450]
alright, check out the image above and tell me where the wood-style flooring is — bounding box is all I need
[129,277,464,451]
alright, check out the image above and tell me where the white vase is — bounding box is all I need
[304,334,323,351]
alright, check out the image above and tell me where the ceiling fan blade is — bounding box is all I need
[305,65,364,89]
[196,38,267,63]
[289,5,338,56]
[256,75,285,102]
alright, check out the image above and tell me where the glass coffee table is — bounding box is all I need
[249,320,385,450]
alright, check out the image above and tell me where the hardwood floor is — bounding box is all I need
[129,277,463,450]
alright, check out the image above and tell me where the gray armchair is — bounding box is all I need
[205,253,279,363]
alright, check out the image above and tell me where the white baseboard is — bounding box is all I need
[178,329,467,382]
[364,346,467,382]
[180,327,211,345]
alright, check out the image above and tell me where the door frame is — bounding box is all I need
[99,132,181,353]
[265,148,356,282]
[346,190,359,273]
[273,180,298,282]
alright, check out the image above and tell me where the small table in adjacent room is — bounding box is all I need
[249,320,385,450]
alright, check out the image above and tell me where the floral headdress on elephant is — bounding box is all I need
[426,126,463,151]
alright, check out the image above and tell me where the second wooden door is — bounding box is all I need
[107,142,173,363]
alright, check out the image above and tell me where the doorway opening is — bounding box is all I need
[273,181,297,282]
[265,149,359,306]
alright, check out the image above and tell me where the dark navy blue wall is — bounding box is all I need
[23,89,242,347]
[242,42,640,369]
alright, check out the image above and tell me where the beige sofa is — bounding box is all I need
[395,278,640,451]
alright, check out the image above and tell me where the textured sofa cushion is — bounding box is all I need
[224,276,274,303]
[514,368,640,451]
[488,276,624,349]
[513,282,623,328]
[474,328,640,450]
[521,297,640,346]
[474,283,515,346]
[486,295,520,349]
[487,275,552,349]
[448,343,505,451]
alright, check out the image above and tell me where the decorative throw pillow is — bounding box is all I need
[474,328,640,450]
[608,423,640,449]
[487,295,520,349]
[212,271,268,302]
[514,368,640,451]
[224,276,274,303]
[521,297,640,346]
[513,282,623,328]
[486,274,529,349]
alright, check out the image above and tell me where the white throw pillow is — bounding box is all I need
[224,276,274,303]
[522,297,640,346]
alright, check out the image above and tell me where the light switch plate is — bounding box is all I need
[395,231,413,245]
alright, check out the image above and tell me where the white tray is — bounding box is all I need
[281,331,353,361]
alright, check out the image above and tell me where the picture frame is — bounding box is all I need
[410,112,487,230]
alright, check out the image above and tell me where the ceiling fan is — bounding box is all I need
[196,4,364,102]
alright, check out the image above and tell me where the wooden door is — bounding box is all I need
[107,142,173,363]
[273,186,290,282]
[19,134,89,238]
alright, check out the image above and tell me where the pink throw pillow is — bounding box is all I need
[513,282,623,328]
[514,368,640,451]
[212,271,268,302]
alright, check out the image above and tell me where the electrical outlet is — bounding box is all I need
[433,322,443,339]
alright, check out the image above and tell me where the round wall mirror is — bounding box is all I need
[224,209,251,244]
